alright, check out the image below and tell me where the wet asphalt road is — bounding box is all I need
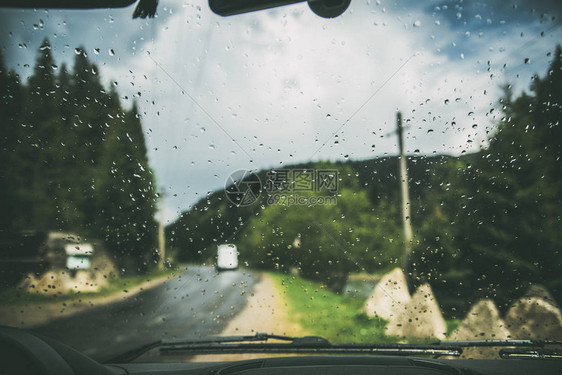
[32,265,257,362]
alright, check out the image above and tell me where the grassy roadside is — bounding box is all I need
[0,267,180,305]
[269,272,397,344]
[269,272,461,344]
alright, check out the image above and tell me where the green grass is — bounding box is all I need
[0,268,180,305]
[445,319,461,336]
[269,272,461,344]
[269,272,399,344]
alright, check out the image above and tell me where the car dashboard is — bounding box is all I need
[1,326,561,375]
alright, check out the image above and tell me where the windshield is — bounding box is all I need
[0,0,561,363]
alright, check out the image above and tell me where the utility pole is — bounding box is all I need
[396,112,414,292]
[157,190,166,270]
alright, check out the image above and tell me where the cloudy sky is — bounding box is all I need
[1,0,561,223]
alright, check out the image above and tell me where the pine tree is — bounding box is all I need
[455,45,562,309]
[94,102,157,271]
[18,38,61,231]
[0,50,23,231]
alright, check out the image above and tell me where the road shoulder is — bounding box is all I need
[0,272,179,328]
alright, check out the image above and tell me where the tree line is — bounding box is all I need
[0,38,158,273]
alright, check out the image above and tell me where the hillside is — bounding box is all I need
[166,153,462,262]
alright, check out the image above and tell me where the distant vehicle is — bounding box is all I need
[216,244,238,271]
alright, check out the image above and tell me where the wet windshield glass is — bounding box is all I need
[0,0,561,363]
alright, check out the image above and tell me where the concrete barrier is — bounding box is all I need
[450,299,510,340]
[363,267,410,319]
[385,283,447,340]
[505,294,562,340]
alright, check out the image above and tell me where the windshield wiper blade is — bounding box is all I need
[107,334,562,363]
[106,333,318,363]
[106,333,460,363]
[163,332,306,344]
[499,348,562,360]
[162,332,330,346]
[160,343,462,357]
[436,340,562,360]
[158,333,462,358]
[440,339,562,347]
[161,337,562,352]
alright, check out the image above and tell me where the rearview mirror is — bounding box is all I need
[209,0,350,18]
[0,0,350,19]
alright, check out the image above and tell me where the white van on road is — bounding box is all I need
[216,244,238,271]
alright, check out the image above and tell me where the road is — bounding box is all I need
[31,265,257,362]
